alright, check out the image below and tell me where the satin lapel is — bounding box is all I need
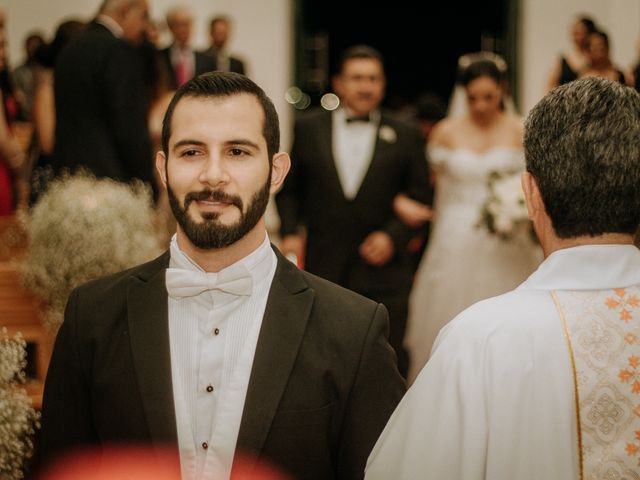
[353,117,394,203]
[127,253,178,447]
[234,250,314,467]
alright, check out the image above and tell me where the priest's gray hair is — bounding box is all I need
[524,77,640,238]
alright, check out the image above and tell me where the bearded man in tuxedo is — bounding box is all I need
[39,72,405,480]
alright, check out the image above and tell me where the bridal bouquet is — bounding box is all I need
[478,170,532,240]
[0,328,39,480]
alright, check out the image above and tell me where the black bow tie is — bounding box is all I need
[346,114,370,123]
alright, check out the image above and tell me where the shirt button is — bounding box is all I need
[206,385,214,393]
[214,328,220,335]
[202,442,208,450]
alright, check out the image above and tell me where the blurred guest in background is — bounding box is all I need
[12,31,44,121]
[203,15,246,75]
[546,15,598,91]
[52,0,154,192]
[28,19,85,203]
[160,5,214,89]
[579,30,632,86]
[276,45,430,377]
[0,28,26,216]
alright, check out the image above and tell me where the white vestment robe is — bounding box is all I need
[365,244,640,480]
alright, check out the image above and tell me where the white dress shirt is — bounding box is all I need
[332,108,379,200]
[167,234,276,480]
[366,244,640,479]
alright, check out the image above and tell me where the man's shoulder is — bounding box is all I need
[73,252,169,300]
[273,253,381,319]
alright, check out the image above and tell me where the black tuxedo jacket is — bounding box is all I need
[39,247,405,479]
[159,45,216,90]
[53,21,153,186]
[276,109,431,294]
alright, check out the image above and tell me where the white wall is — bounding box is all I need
[520,0,640,115]
[2,0,293,233]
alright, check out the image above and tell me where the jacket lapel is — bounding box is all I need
[234,249,315,466]
[127,252,178,447]
[353,115,394,203]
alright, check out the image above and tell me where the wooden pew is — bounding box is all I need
[0,215,54,410]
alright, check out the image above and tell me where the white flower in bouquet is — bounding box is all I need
[479,170,532,240]
[0,328,40,480]
[19,172,163,330]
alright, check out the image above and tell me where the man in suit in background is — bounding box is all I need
[203,15,246,75]
[53,0,154,188]
[160,5,215,90]
[276,45,431,377]
[39,72,405,480]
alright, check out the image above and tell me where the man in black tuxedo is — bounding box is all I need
[202,15,246,75]
[276,45,431,377]
[39,72,405,480]
[53,0,153,187]
[159,6,215,89]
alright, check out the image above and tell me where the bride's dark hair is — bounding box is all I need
[457,52,508,111]
[458,53,507,87]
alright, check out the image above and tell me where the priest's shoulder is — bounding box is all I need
[442,289,552,340]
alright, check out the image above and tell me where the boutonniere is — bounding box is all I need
[378,125,397,144]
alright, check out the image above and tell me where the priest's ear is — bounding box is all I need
[269,152,291,194]
[522,171,545,222]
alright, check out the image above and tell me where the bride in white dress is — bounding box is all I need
[404,54,542,383]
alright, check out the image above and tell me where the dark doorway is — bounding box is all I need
[295,1,515,112]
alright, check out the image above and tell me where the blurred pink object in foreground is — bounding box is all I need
[38,445,292,480]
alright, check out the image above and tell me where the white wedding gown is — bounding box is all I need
[405,146,543,383]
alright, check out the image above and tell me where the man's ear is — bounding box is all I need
[269,152,291,194]
[155,151,168,188]
[522,171,542,221]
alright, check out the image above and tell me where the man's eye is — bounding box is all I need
[181,149,199,156]
[230,148,246,156]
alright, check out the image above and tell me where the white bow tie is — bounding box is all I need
[165,265,253,298]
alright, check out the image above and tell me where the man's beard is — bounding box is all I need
[167,177,271,249]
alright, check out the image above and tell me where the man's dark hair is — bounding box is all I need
[161,71,280,161]
[524,77,640,238]
[337,44,384,74]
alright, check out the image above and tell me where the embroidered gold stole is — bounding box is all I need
[553,288,640,480]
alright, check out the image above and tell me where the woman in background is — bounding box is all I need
[546,15,598,91]
[0,29,25,215]
[579,30,632,86]
[403,54,542,383]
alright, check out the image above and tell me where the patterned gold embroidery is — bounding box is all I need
[587,393,625,435]
[554,288,640,480]
[605,288,640,323]
[625,431,640,465]
[619,356,640,395]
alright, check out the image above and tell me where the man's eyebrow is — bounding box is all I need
[225,139,260,150]
[172,139,207,151]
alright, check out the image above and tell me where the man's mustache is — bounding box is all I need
[184,189,243,210]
